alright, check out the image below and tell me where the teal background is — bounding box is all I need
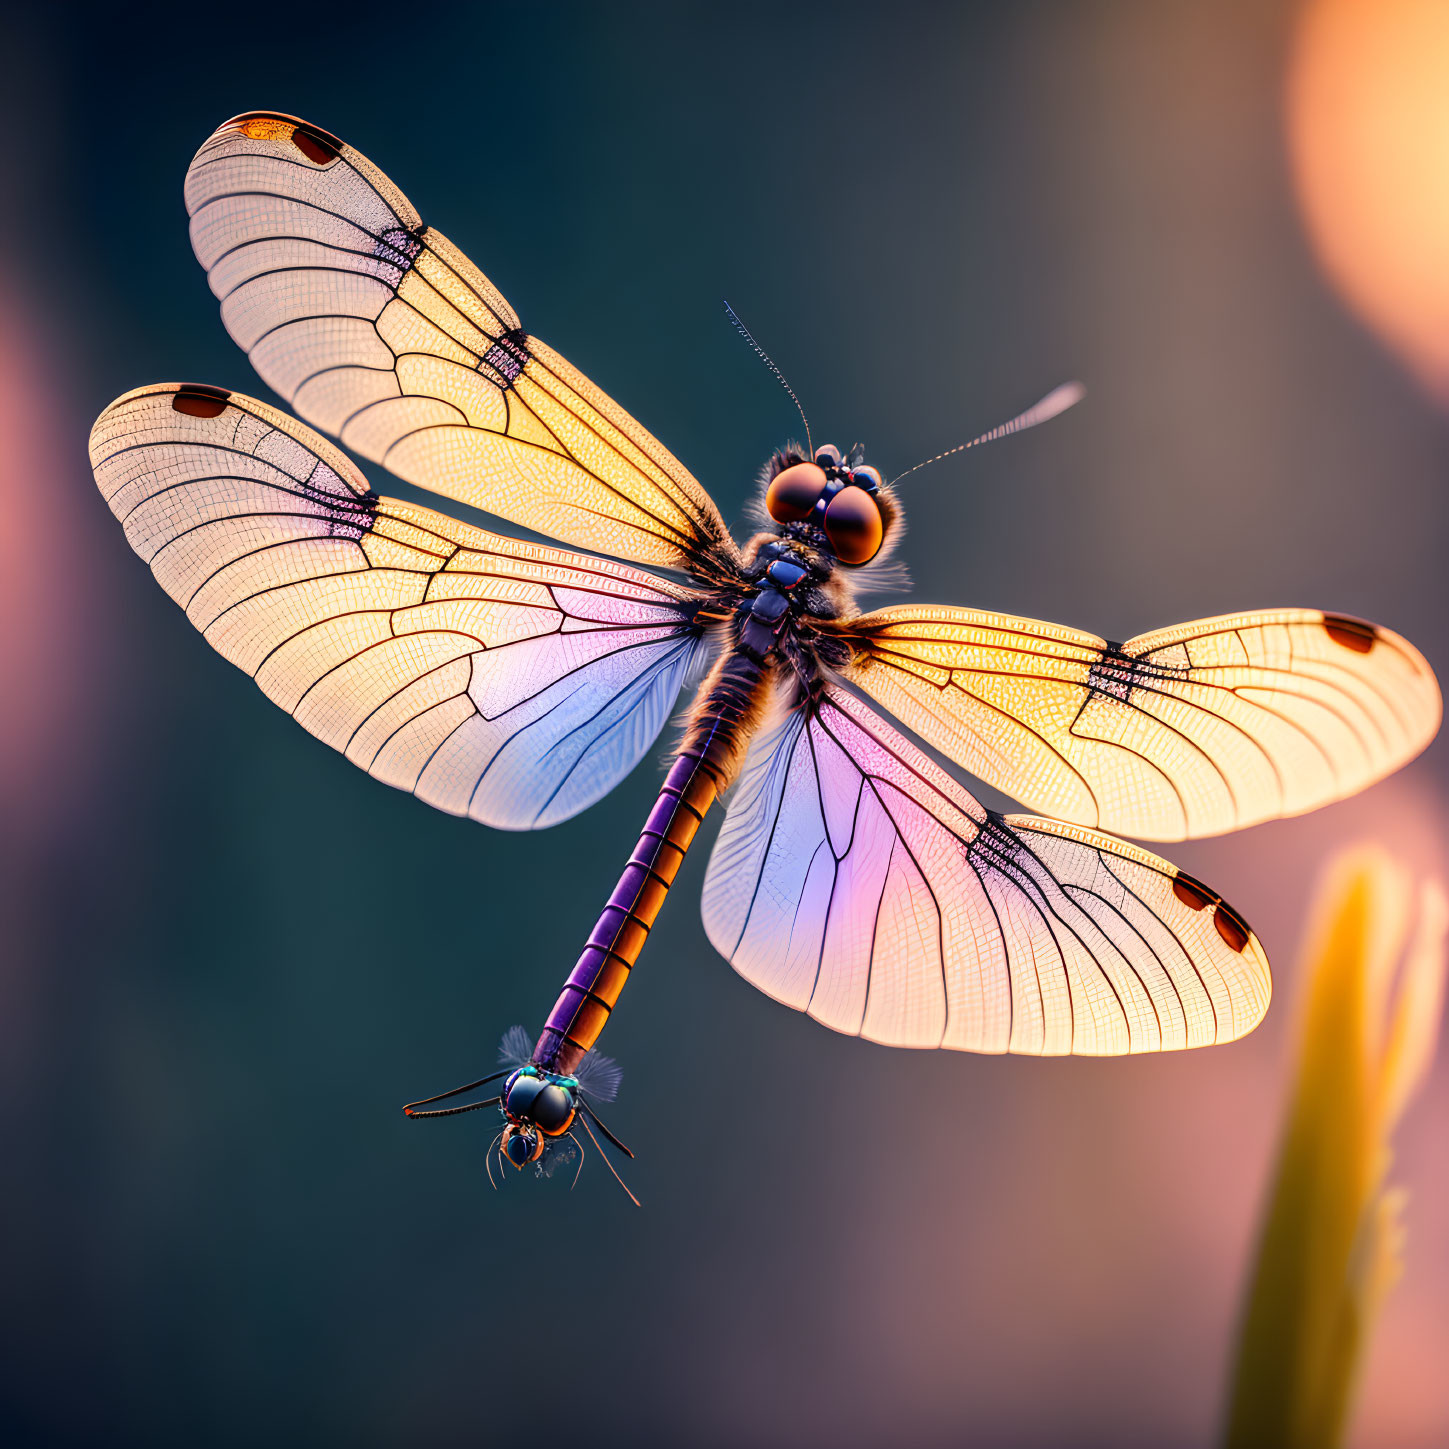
[2,3,1446,1446]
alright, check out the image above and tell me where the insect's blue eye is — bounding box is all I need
[503,1131,536,1167]
[506,1074,546,1118]
[852,465,882,492]
[531,1083,575,1132]
[813,443,843,470]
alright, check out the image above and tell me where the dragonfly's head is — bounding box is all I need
[763,443,898,567]
[498,1066,577,1168]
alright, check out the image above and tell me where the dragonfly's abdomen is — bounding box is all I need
[533,647,772,1076]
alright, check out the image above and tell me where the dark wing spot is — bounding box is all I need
[172,384,231,419]
[1172,872,1214,911]
[1087,644,1141,702]
[1086,643,1188,704]
[377,226,422,270]
[291,126,341,166]
[305,483,379,544]
[1323,614,1377,654]
[1175,870,1253,952]
[480,329,532,388]
[1213,904,1251,954]
[967,812,1026,876]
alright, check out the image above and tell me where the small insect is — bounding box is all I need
[90,113,1441,1198]
[402,1028,631,1197]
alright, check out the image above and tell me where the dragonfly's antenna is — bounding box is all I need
[578,1110,641,1207]
[579,1098,636,1159]
[889,381,1086,486]
[402,1068,510,1117]
[402,1094,502,1121]
[723,300,813,455]
[485,1133,503,1191]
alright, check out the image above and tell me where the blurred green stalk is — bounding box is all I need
[1223,847,1446,1449]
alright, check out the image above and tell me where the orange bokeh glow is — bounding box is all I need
[1288,0,1449,401]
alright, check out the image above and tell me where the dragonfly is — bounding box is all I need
[90,112,1441,1196]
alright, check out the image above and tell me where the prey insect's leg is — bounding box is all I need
[579,1099,635,1158]
[566,1131,586,1190]
[578,1111,642,1208]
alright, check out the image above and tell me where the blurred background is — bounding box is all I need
[2,2,1446,1445]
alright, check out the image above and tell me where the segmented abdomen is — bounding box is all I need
[533,647,772,1075]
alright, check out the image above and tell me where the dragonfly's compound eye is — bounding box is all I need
[766,462,829,523]
[530,1082,575,1134]
[823,486,885,564]
[813,443,843,470]
[505,1072,546,1119]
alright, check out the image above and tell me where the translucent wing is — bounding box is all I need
[184,112,738,578]
[702,686,1270,1055]
[91,384,705,830]
[573,1050,623,1104]
[497,1026,534,1071]
[841,604,1440,842]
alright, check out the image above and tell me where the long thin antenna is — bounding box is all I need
[485,1133,502,1191]
[402,1094,502,1121]
[566,1130,586,1190]
[579,1111,641,1207]
[890,381,1086,486]
[723,300,812,454]
[402,1068,509,1116]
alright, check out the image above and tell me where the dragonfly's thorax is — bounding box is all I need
[733,538,829,660]
[731,534,856,689]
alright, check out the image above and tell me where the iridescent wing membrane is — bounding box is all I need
[90,385,702,829]
[840,605,1439,841]
[703,687,1270,1054]
[184,113,738,578]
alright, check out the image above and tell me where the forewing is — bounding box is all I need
[702,686,1270,1055]
[91,384,705,830]
[842,604,1440,841]
[184,112,738,577]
